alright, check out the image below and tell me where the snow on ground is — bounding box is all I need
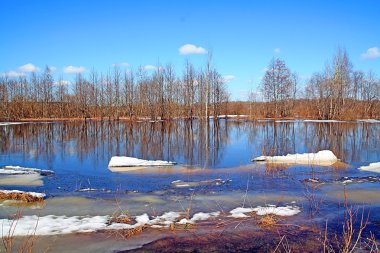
[0,166,54,176]
[252,150,338,166]
[217,115,249,119]
[177,212,220,224]
[0,205,298,236]
[229,205,300,218]
[275,120,297,123]
[148,211,182,227]
[303,119,346,123]
[357,119,380,123]
[358,162,380,173]
[252,205,301,216]
[0,122,25,126]
[229,207,255,218]
[0,189,46,199]
[108,156,176,167]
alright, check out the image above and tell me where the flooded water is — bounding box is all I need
[0,120,379,252]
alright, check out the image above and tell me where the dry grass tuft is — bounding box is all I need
[0,192,44,202]
[108,215,132,225]
[125,225,146,238]
[257,214,278,228]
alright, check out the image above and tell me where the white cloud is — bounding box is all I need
[179,44,207,55]
[144,65,156,70]
[274,48,281,54]
[111,62,129,67]
[54,80,71,86]
[1,71,26,78]
[19,63,40,72]
[361,47,380,60]
[63,66,86,74]
[49,66,57,72]
[223,75,236,83]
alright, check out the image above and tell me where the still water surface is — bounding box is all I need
[0,120,379,252]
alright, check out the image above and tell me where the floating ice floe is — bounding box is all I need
[252,150,338,166]
[0,189,46,202]
[75,188,112,193]
[0,166,54,176]
[229,205,301,218]
[358,162,380,173]
[302,176,380,185]
[108,156,176,168]
[171,178,231,188]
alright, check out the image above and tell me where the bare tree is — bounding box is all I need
[261,58,294,117]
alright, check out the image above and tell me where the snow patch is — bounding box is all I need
[252,205,301,216]
[108,156,176,167]
[303,119,345,123]
[0,213,151,237]
[252,150,338,166]
[229,207,255,218]
[0,166,54,176]
[148,211,182,226]
[177,211,220,224]
[359,162,380,173]
[229,205,300,218]
[0,122,25,126]
[357,119,380,123]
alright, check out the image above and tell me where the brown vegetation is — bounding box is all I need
[0,191,44,202]
[1,49,378,121]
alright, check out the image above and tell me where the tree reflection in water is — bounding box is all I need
[0,120,378,170]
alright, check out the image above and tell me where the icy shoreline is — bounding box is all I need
[0,204,300,237]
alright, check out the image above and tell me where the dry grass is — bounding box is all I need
[124,225,146,238]
[257,214,278,228]
[0,192,44,203]
[1,209,40,253]
[108,215,132,225]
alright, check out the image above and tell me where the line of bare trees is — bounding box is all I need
[1,48,379,121]
[258,48,379,119]
[0,58,229,120]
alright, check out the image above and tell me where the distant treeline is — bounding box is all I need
[0,48,379,120]
[0,58,228,120]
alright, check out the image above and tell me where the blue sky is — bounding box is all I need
[1,0,379,100]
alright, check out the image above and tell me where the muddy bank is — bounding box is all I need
[122,226,323,253]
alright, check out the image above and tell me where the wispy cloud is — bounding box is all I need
[143,65,156,70]
[179,44,207,55]
[1,71,26,78]
[223,75,236,83]
[63,66,86,74]
[361,47,380,60]
[49,66,57,72]
[111,62,129,67]
[274,48,281,54]
[19,63,40,72]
